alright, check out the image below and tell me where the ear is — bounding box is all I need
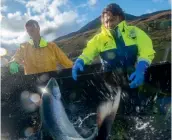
[38,26,40,32]
[101,17,103,24]
[118,16,123,22]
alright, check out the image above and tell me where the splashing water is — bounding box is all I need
[73,113,97,127]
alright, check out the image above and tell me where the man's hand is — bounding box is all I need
[72,58,84,80]
[9,62,19,74]
[129,61,149,88]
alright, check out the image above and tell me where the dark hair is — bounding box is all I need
[102,3,125,21]
[25,19,40,28]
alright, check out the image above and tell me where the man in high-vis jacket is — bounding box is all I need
[9,20,73,75]
[72,3,155,89]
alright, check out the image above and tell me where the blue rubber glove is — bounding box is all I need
[129,61,149,88]
[72,58,84,80]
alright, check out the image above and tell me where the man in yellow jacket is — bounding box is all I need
[72,3,155,89]
[9,20,73,75]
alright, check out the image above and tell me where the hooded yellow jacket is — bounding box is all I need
[11,38,73,75]
[79,21,155,69]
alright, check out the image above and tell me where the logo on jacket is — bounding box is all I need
[107,51,116,60]
[129,29,136,39]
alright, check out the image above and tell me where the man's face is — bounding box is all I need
[26,24,40,39]
[102,11,121,30]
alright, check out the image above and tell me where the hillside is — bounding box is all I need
[55,10,171,63]
[55,13,137,41]
[55,10,170,41]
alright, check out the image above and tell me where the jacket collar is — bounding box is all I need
[28,37,48,48]
[101,20,128,36]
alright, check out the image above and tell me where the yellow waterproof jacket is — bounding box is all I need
[79,21,155,68]
[11,38,73,75]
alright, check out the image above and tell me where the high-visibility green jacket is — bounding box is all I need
[79,20,155,69]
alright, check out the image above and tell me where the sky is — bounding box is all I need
[0,0,171,55]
